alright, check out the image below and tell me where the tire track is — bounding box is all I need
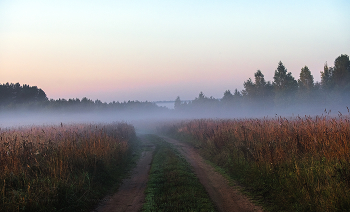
[161,136,263,212]
[94,136,154,212]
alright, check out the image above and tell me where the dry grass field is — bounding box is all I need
[0,122,136,212]
[159,114,350,211]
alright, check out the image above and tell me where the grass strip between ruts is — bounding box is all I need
[142,135,217,212]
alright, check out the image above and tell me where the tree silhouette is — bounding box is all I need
[174,96,182,110]
[222,90,234,102]
[321,62,334,91]
[333,54,350,91]
[298,66,314,91]
[297,66,315,104]
[273,61,298,107]
[242,70,273,111]
[0,83,47,107]
[254,70,266,88]
[242,78,255,98]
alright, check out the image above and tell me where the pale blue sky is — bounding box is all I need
[1,0,349,101]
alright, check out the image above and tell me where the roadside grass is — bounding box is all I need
[0,123,139,212]
[164,133,265,206]
[159,117,350,212]
[142,135,217,212]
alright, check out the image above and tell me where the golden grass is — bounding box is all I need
[159,115,350,211]
[0,122,136,212]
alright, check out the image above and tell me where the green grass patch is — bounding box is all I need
[142,135,217,212]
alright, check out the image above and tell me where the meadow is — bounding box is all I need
[0,122,137,212]
[158,114,350,211]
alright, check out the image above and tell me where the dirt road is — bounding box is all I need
[94,136,155,212]
[161,136,263,212]
[94,135,262,212]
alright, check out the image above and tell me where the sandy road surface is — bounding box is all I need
[93,136,155,212]
[161,136,263,212]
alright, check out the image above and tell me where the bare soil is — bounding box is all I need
[161,136,263,212]
[93,136,155,212]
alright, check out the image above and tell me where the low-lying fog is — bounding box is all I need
[1,101,349,132]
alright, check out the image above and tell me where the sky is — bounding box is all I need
[1,0,349,102]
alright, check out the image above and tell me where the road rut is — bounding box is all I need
[94,136,154,212]
[161,136,263,212]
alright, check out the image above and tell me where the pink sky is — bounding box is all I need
[1,0,349,102]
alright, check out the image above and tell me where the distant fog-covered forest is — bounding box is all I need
[1,54,350,117]
[174,54,350,116]
[0,83,163,113]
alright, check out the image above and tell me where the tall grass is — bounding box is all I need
[159,115,350,211]
[0,122,136,212]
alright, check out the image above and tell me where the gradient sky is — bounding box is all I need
[1,0,349,102]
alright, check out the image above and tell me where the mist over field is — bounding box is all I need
[1,1,349,128]
[1,97,350,129]
[1,2,350,211]
[3,54,350,128]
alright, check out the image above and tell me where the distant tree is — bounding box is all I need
[298,66,314,91]
[197,92,205,100]
[192,91,207,105]
[191,91,219,111]
[297,66,315,104]
[321,62,334,91]
[174,96,182,110]
[333,54,350,90]
[320,55,350,105]
[81,97,94,104]
[242,78,255,98]
[0,82,47,107]
[229,88,243,110]
[36,88,47,102]
[254,70,274,101]
[243,70,267,99]
[80,97,94,110]
[242,70,273,111]
[13,83,21,104]
[95,99,102,104]
[222,90,234,102]
[233,89,241,98]
[273,62,297,91]
[221,90,235,110]
[254,70,266,88]
[273,61,298,107]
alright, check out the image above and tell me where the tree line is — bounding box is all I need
[2,53,349,115]
[0,83,163,112]
[0,83,47,105]
[175,54,350,115]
